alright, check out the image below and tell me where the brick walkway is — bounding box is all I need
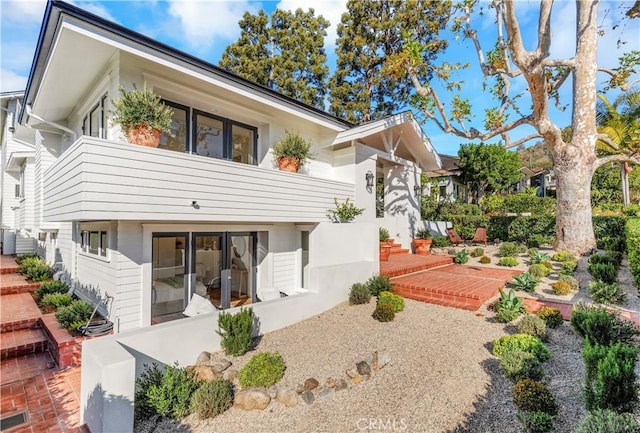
[380,253,453,277]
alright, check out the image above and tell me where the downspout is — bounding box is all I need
[26,104,77,141]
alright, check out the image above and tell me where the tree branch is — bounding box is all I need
[503,133,544,149]
[536,0,554,59]
[597,134,621,151]
[593,153,640,173]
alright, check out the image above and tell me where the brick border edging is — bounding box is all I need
[39,314,83,369]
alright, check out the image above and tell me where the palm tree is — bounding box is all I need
[596,89,640,206]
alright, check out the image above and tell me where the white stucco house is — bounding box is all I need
[0,2,442,430]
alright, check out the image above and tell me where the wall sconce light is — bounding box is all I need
[414,185,422,197]
[365,171,374,188]
[191,200,200,209]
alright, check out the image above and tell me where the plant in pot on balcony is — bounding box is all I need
[272,131,314,172]
[413,229,433,256]
[110,83,174,148]
[379,227,392,262]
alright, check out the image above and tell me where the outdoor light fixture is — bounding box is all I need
[414,185,422,197]
[191,200,200,209]
[365,170,374,188]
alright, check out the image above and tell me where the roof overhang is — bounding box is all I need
[6,150,35,172]
[326,112,442,171]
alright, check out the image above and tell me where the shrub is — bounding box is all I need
[589,280,626,305]
[216,307,254,356]
[588,262,618,284]
[238,352,286,388]
[55,299,94,331]
[570,304,638,346]
[494,288,526,323]
[536,307,563,329]
[517,410,554,433]
[510,273,539,292]
[135,363,164,420]
[558,275,580,291]
[558,260,578,277]
[498,257,519,267]
[15,253,39,265]
[145,363,199,419]
[507,215,556,246]
[582,339,638,412]
[552,280,573,296]
[479,255,491,264]
[349,283,371,305]
[190,379,234,419]
[552,251,576,263]
[492,334,551,362]
[41,293,72,308]
[379,227,390,242]
[499,242,520,257]
[526,234,555,248]
[626,218,640,288]
[540,261,553,270]
[326,198,365,223]
[529,264,551,278]
[19,256,53,282]
[513,379,558,415]
[454,249,469,264]
[499,350,544,383]
[593,216,627,252]
[431,235,451,248]
[366,275,394,296]
[590,251,623,267]
[377,291,404,312]
[527,248,539,258]
[518,316,547,340]
[530,252,551,265]
[572,409,640,433]
[34,280,68,300]
[372,302,395,322]
[470,247,484,258]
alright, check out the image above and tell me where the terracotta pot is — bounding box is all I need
[412,239,432,256]
[277,156,300,173]
[380,243,391,262]
[127,125,161,148]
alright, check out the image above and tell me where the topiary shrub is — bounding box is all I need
[517,410,554,433]
[35,280,69,300]
[372,302,395,322]
[470,247,485,258]
[479,255,491,264]
[517,316,547,340]
[41,293,72,308]
[552,280,573,296]
[238,352,286,388]
[588,262,618,284]
[529,264,551,278]
[558,260,578,277]
[498,257,519,267]
[536,306,563,329]
[511,273,539,292]
[55,299,94,331]
[499,350,544,383]
[145,363,199,419]
[349,283,371,305]
[431,235,451,248]
[552,251,576,263]
[513,379,558,415]
[570,304,638,346]
[377,291,404,312]
[589,280,626,305]
[499,242,520,257]
[216,307,254,356]
[572,409,640,433]
[493,334,551,362]
[366,275,394,296]
[190,379,234,419]
[454,249,469,264]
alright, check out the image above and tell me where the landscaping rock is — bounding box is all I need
[335,378,348,391]
[356,360,371,376]
[268,385,278,399]
[301,390,315,405]
[378,351,392,369]
[295,383,305,394]
[276,388,298,407]
[223,368,238,382]
[234,387,271,411]
[317,387,335,399]
[196,351,211,365]
[189,365,220,382]
[304,377,319,391]
[325,378,337,388]
[345,369,359,378]
[209,358,232,373]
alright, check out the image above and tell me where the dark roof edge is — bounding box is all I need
[20,0,353,128]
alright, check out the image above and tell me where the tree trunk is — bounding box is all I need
[622,162,630,207]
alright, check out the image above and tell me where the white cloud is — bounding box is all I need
[0,0,47,23]
[70,1,116,22]
[0,69,27,93]
[276,0,347,47]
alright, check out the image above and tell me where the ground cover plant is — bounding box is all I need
[498,257,519,267]
[588,280,626,305]
[499,350,544,383]
[18,256,53,282]
[551,280,573,296]
[55,298,94,332]
[529,264,551,278]
[517,316,547,341]
[238,352,286,388]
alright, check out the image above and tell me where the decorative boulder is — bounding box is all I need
[356,361,371,376]
[301,390,315,405]
[223,368,238,382]
[209,358,232,373]
[335,378,348,391]
[276,388,299,407]
[234,387,271,411]
[304,378,319,391]
[196,351,211,365]
[188,365,220,382]
[317,387,335,399]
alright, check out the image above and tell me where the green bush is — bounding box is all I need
[34,280,68,300]
[488,216,515,241]
[499,242,520,257]
[366,275,394,296]
[135,363,164,420]
[530,252,551,265]
[552,280,573,296]
[454,249,469,264]
[379,227,390,242]
[431,235,451,248]
[552,251,576,263]
[540,260,553,270]
[216,307,254,356]
[582,339,638,412]
[15,253,39,265]
[572,409,640,433]
[499,350,544,383]
[447,215,489,240]
[494,288,526,323]
[55,299,94,331]
[559,260,578,277]
[626,218,640,288]
[517,410,554,433]
[326,197,365,223]
[377,291,404,312]
[593,216,627,252]
[536,306,563,329]
[41,293,72,308]
[502,194,556,216]
[372,302,395,322]
[349,283,371,305]
[479,255,491,264]
[18,256,53,282]
[589,262,618,284]
[529,264,552,278]
[470,247,485,258]
[558,275,580,291]
[513,379,558,415]
[589,280,626,305]
[145,363,199,419]
[498,257,520,267]
[238,352,286,388]
[518,316,547,340]
[190,379,234,419]
[570,304,638,346]
[507,215,556,246]
[492,334,551,362]
[590,252,622,267]
[510,273,539,292]
[527,248,540,258]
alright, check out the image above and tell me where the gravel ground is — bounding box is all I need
[138,298,590,433]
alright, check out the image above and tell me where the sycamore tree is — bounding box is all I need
[220,8,329,109]
[393,0,639,254]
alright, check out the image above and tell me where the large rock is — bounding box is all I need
[304,378,319,391]
[209,358,232,373]
[356,361,371,376]
[276,388,299,407]
[189,365,220,382]
[223,368,238,382]
[234,387,271,411]
[301,390,315,405]
[196,351,211,365]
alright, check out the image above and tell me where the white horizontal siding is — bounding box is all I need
[43,138,354,222]
[15,231,35,255]
[272,251,297,290]
[76,254,117,307]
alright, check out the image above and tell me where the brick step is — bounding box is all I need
[393,286,483,311]
[0,327,48,360]
[390,247,410,254]
[1,274,41,295]
[0,256,19,274]
[0,265,19,275]
[1,293,43,332]
[382,256,453,277]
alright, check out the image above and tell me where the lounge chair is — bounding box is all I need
[446,227,465,246]
[471,227,487,247]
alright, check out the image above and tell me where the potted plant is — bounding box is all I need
[272,131,314,172]
[110,83,174,148]
[413,229,432,256]
[379,227,392,262]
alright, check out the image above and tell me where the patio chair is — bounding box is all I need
[471,227,487,247]
[446,227,465,246]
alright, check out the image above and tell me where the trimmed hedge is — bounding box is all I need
[626,218,640,289]
[593,215,627,252]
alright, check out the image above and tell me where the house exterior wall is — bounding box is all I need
[380,162,423,249]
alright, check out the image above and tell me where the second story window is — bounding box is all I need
[82,94,108,139]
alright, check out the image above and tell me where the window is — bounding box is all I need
[159,100,189,153]
[82,94,108,139]
[14,184,20,198]
[80,229,108,257]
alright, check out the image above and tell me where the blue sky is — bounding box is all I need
[1,0,638,156]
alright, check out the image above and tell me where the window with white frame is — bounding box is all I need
[82,94,108,139]
[80,227,108,257]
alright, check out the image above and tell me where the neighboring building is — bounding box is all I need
[423,154,467,202]
[517,166,556,196]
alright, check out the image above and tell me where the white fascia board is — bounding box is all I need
[329,113,410,146]
[6,151,35,171]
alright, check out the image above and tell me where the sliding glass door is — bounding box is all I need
[151,233,188,322]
